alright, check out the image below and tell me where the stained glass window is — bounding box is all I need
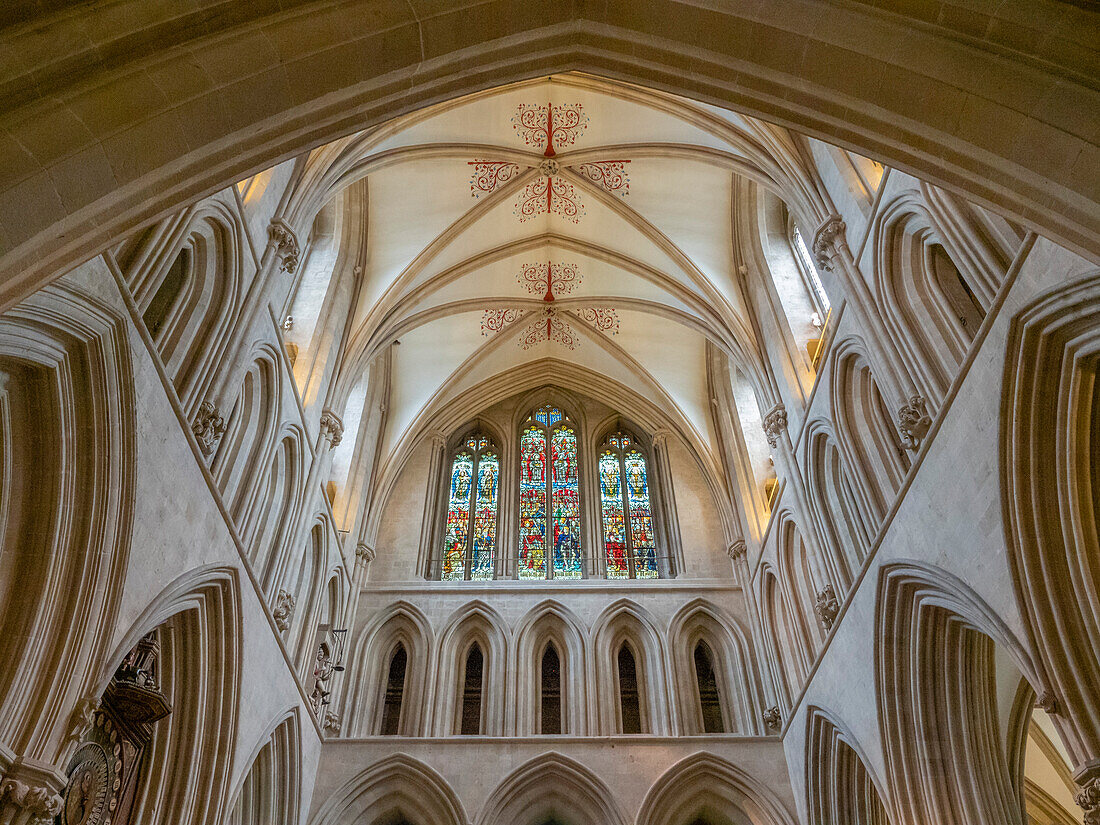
[441,434,498,580]
[599,432,659,579]
[520,405,582,579]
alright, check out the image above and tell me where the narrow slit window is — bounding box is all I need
[380,643,407,735]
[618,644,642,734]
[694,641,724,733]
[460,643,484,735]
[540,643,562,734]
[793,227,831,314]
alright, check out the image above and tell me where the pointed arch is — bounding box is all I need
[101,565,243,825]
[757,566,806,712]
[227,709,302,825]
[831,339,910,526]
[875,562,1038,825]
[668,599,761,735]
[475,752,628,825]
[343,601,433,736]
[513,601,589,735]
[804,705,893,825]
[0,278,135,767]
[1002,271,1100,772]
[591,599,671,735]
[432,600,509,736]
[309,754,465,825]
[637,752,797,825]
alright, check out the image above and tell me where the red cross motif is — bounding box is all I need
[467,102,630,222]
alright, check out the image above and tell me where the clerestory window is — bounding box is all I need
[441,434,499,580]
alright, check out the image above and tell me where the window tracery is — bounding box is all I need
[442,434,499,581]
[599,431,659,579]
[519,405,582,580]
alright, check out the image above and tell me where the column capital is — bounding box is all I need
[1076,776,1100,825]
[651,429,672,448]
[268,219,301,274]
[815,584,840,630]
[427,429,447,449]
[319,409,344,449]
[727,540,747,561]
[762,404,788,449]
[811,213,847,272]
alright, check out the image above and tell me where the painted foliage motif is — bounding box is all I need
[442,435,498,580]
[467,101,630,222]
[600,433,658,578]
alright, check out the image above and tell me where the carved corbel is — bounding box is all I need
[0,779,63,823]
[762,705,782,731]
[272,589,296,633]
[1076,776,1100,825]
[727,541,747,562]
[355,542,376,565]
[64,697,99,746]
[762,404,787,449]
[323,710,341,735]
[191,400,226,456]
[1034,691,1059,715]
[268,220,301,274]
[319,410,344,449]
[897,394,932,450]
[811,214,847,272]
[815,584,840,631]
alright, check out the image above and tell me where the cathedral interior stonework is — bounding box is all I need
[0,3,1098,824]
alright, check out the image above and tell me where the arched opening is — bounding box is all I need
[693,641,724,734]
[617,643,642,734]
[460,643,484,736]
[540,643,562,735]
[143,247,190,337]
[380,644,408,736]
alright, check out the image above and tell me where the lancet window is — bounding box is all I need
[519,405,582,580]
[441,433,499,581]
[792,225,831,316]
[599,431,658,579]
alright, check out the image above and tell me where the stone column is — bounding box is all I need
[725,540,779,735]
[194,218,302,458]
[812,215,927,431]
[762,403,832,597]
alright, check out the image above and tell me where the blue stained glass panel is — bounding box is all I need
[470,451,498,580]
[443,452,473,580]
[551,427,582,578]
[624,450,658,578]
[600,451,628,578]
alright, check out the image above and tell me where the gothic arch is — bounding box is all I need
[775,512,823,653]
[102,565,243,825]
[668,599,761,735]
[872,195,985,402]
[803,420,871,588]
[309,753,466,825]
[123,201,244,413]
[475,752,628,825]
[0,278,135,769]
[214,347,282,520]
[1002,270,1100,773]
[636,751,797,825]
[757,566,807,713]
[241,429,307,595]
[804,705,893,825]
[343,601,433,736]
[591,599,671,735]
[431,600,509,736]
[228,709,302,825]
[512,601,589,735]
[830,339,910,526]
[875,562,1038,825]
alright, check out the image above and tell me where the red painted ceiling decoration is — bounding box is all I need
[467,102,631,222]
[480,260,619,351]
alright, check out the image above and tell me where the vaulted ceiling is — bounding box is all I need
[287,73,831,497]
